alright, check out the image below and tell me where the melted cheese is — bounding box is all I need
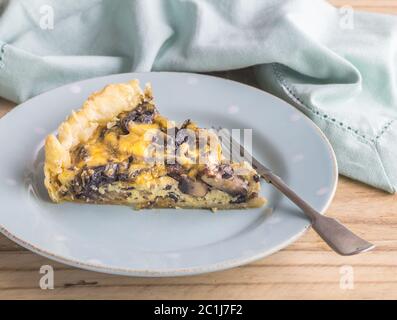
[119,123,159,158]
[69,114,223,186]
[85,144,111,167]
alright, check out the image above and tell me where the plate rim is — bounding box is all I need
[0,71,338,277]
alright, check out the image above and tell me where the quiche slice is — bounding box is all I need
[44,80,266,209]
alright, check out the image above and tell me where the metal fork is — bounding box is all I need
[217,128,375,256]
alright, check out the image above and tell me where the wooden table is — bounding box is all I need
[0,0,396,300]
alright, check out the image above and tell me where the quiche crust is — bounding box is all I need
[44,80,266,210]
[45,80,148,201]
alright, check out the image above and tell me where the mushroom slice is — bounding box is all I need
[178,175,208,197]
[201,165,248,197]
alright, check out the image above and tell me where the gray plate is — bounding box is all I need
[0,72,337,276]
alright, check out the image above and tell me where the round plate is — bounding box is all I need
[0,72,337,276]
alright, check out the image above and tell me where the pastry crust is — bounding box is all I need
[45,80,149,201]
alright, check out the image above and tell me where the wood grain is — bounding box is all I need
[0,0,396,300]
[330,0,397,14]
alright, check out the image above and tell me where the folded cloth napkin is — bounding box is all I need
[1,0,397,192]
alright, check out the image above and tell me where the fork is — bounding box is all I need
[217,128,375,256]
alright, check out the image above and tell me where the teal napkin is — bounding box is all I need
[1,0,397,192]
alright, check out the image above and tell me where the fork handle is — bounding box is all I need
[264,172,374,255]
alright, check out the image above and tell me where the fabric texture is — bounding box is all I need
[1,0,397,192]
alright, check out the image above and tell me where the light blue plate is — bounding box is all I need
[0,72,337,276]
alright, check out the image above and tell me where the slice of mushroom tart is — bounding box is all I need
[44,80,266,210]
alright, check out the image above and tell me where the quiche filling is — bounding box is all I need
[44,80,266,209]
